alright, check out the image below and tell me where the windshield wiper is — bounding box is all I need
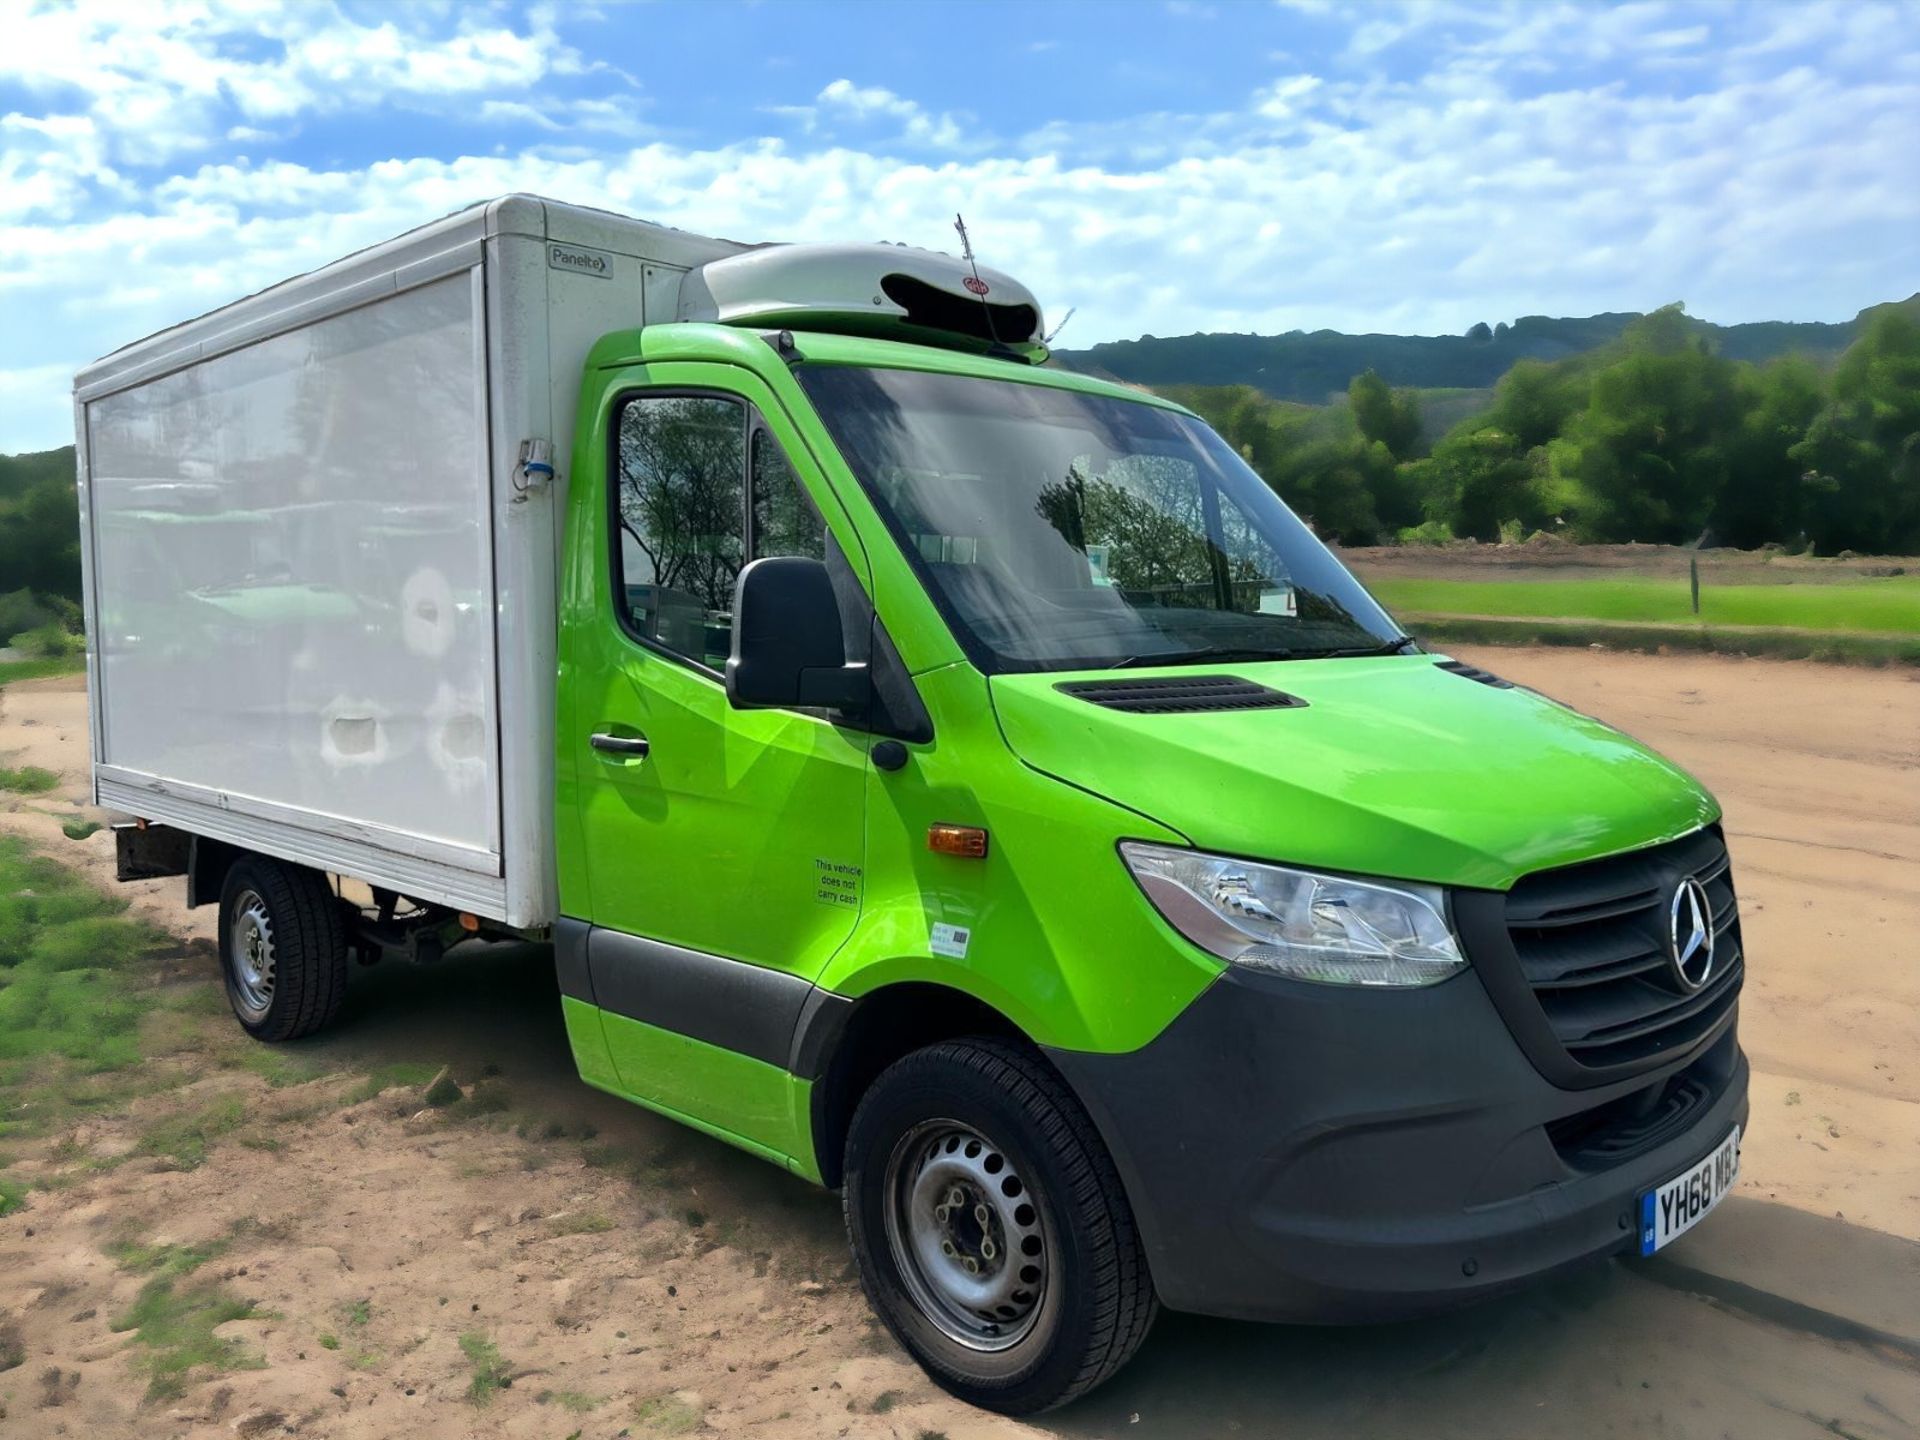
[1108,645,1298,669]
[1290,635,1420,660]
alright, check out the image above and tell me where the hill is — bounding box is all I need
[1054,297,1920,404]
[0,446,72,502]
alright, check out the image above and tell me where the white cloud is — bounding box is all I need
[0,0,1916,453]
[0,0,591,164]
[813,79,967,149]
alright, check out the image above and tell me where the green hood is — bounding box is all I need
[988,655,1718,891]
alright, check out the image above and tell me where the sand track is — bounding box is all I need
[1,648,1916,1438]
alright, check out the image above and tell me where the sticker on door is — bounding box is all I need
[930,922,972,959]
[814,859,862,908]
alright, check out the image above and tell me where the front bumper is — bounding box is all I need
[1045,966,1747,1323]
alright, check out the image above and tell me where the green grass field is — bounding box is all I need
[0,652,85,687]
[1368,574,1920,635]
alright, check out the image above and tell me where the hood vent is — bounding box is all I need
[1436,659,1515,689]
[1055,675,1307,715]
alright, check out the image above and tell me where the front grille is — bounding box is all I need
[1547,1063,1716,1170]
[1504,827,1743,1072]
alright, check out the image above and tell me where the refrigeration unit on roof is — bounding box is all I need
[678,242,1047,360]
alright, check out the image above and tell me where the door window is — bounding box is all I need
[613,395,825,670]
[751,425,826,563]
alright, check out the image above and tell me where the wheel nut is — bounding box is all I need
[981,1239,997,1261]
[948,1187,966,1208]
[941,1240,956,1258]
[962,1257,979,1275]
[934,1205,950,1224]
[975,1204,990,1227]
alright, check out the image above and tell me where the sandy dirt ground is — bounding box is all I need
[1,649,1917,1439]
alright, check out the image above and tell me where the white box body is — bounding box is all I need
[73,196,745,928]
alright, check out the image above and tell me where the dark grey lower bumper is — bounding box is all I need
[1046,967,1748,1323]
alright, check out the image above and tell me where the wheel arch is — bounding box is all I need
[802,980,1033,1189]
[185,835,243,910]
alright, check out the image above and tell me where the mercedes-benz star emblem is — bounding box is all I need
[1667,876,1715,991]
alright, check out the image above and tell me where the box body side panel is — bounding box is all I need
[84,270,511,903]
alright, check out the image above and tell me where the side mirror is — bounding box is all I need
[727,556,871,713]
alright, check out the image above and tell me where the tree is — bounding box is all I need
[1404,426,1551,541]
[0,449,82,608]
[1551,307,1746,543]
[1348,369,1422,461]
[1491,358,1589,450]
[1466,321,1493,344]
[1713,357,1823,548]
[1790,309,1920,553]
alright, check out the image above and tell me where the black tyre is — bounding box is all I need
[843,1038,1157,1415]
[217,856,350,1041]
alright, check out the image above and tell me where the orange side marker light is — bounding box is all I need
[927,824,989,859]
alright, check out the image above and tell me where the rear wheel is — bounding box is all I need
[843,1038,1157,1414]
[217,856,349,1041]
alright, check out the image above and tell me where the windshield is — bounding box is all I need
[796,365,1404,673]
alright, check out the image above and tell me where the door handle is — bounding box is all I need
[589,732,650,759]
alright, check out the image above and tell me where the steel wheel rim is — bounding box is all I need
[228,889,276,1021]
[882,1119,1052,1353]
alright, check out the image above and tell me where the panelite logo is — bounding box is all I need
[548,243,613,278]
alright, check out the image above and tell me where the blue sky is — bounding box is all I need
[2,0,1917,452]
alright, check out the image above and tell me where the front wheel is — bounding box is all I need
[843,1038,1157,1414]
[217,856,350,1041]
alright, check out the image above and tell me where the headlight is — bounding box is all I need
[1120,842,1466,987]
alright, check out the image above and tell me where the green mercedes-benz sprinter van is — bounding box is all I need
[85,199,1747,1415]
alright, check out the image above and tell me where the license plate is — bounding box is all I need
[1639,1125,1740,1255]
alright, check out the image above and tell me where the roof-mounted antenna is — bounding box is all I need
[952,212,1013,356]
[1044,306,1077,347]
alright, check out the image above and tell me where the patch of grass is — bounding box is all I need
[0,1176,26,1216]
[0,653,86,687]
[0,837,180,1119]
[449,1082,511,1118]
[871,1389,902,1413]
[548,1211,614,1237]
[1409,614,1920,666]
[227,1215,296,1245]
[0,765,60,794]
[632,1393,703,1434]
[1371,572,1920,635]
[538,1388,604,1413]
[318,1332,340,1350]
[459,1330,512,1406]
[232,1047,328,1089]
[137,1093,249,1169]
[110,1274,261,1403]
[0,1316,24,1373]
[109,1235,229,1280]
[343,1297,371,1328]
[59,817,101,841]
[343,1061,440,1105]
[422,1074,463,1107]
